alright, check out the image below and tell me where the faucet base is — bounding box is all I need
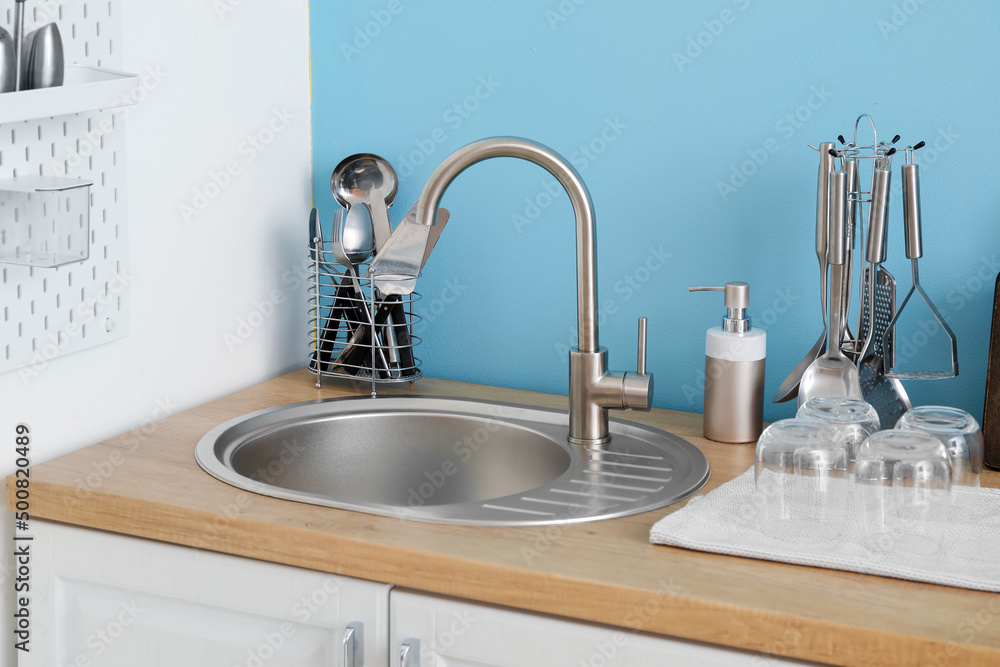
[568,347,655,446]
[568,348,615,446]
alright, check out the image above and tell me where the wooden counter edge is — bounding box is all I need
[6,369,1000,667]
[6,476,998,667]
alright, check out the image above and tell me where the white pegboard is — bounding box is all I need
[0,0,130,378]
[3,0,117,66]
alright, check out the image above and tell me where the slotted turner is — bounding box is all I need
[859,267,895,366]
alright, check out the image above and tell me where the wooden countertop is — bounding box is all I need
[9,369,1000,666]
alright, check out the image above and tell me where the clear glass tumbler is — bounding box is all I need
[854,429,952,555]
[754,419,849,541]
[895,406,983,488]
[796,396,880,465]
[896,405,983,525]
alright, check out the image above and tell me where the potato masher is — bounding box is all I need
[883,155,959,380]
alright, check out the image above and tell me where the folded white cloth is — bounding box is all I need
[650,467,1000,592]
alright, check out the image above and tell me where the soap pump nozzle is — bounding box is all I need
[689,281,752,334]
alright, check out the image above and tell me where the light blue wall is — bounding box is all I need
[310,1,1000,424]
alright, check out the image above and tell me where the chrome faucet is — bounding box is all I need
[415,137,653,446]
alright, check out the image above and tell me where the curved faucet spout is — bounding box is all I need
[415,137,600,353]
[415,137,652,445]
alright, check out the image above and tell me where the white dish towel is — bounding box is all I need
[650,467,1000,593]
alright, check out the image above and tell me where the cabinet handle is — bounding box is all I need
[399,637,420,667]
[343,621,364,667]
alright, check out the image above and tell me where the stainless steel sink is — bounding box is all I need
[196,396,710,526]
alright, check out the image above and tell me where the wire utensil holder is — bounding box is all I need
[307,226,421,395]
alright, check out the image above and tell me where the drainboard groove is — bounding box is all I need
[480,504,556,516]
[548,488,643,502]
[520,496,621,510]
[587,459,675,473]
[569,478,665,493]
[582,469,674,483]
[584,448,667,461]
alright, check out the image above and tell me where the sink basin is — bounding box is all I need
[196,396,710,526]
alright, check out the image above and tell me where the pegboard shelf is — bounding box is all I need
[1,0,132,375]
[0,64,138,124]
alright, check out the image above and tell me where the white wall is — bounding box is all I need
[0,1,312,663]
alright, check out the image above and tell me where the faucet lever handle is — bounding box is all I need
[622,317,653,412]
[637,317,647,375]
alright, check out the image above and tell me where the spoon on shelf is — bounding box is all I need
[22,23,64,90]
[0,27,15,93]
[13,0,26,91]
[330,153,398,254]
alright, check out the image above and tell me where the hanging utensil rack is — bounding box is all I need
[787,114,959,425]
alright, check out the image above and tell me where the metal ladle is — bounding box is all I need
[798,169,862,407]
[331,153,398,253]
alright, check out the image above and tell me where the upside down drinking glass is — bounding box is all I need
[754,419,850,542]
[854,429,952,555]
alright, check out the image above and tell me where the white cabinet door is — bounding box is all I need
[23,521,388,667]
[390,589,823,667]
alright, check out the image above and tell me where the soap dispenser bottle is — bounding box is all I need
[689,281,766,443]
